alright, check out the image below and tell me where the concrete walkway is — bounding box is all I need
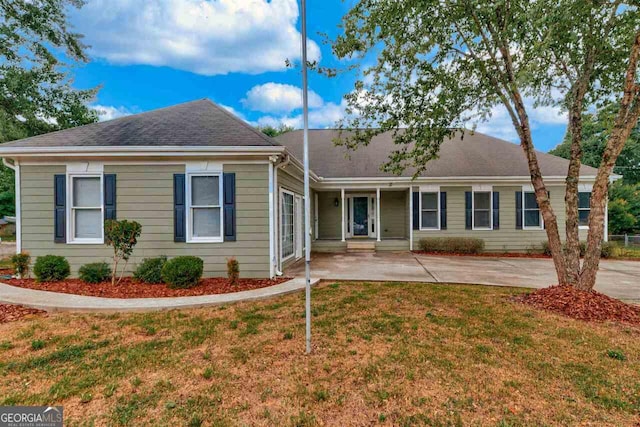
[286,252,640,302]
[0,277,320,312]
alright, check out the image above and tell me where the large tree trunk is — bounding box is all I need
[578,32,640,291]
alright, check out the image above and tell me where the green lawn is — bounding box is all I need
[1,282,639,426]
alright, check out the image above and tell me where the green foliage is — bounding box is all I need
[608,181,640,235]
[257,124,294,137]
[161,256,203,289]
[0,0,100,216]
[33,255,70,282]
[105,219,142,285]
[78,262,111,284]
[600,242,615,259]
[10,252,31,278]
[133,256,167,284]
[30,340,45,351]
[227,257,240,285]
[607,349,626,361]
[418,237,484,254]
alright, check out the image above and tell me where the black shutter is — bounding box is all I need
[54,174,66,243]
[544,191,549,229]
[412,191,419,230]
[104,174,117,220]
[223,173,236,242]
[440,192,447,230]
[173,174,186,242]
[492,191,500,230]
[465,191,472,230]
[515,191,523,230]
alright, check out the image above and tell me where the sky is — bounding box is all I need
[67,0,569,152]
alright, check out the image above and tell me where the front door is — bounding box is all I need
[352,196,369,236]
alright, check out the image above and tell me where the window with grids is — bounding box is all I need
[523,192,542,228]
[70,175,103,242]
[578,192,591,227]
[420,192,439,229]
[190,175,222,240]
[281,192,294,259]
[473,191,491,229]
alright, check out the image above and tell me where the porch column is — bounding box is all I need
[314,192,318,241]
[341,188,345,242]
[376,187,381,242]
[409,186,413,250]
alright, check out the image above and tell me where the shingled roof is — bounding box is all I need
[0,99,278,148]
[274,129,600,179]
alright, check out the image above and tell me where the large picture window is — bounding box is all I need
[473,191,492,229]
[578,192,591,227]
[281,191,294,259]
[69,175,103,243]
[523,192,543,229]
[188,174,223,242]
[420,192,439,230]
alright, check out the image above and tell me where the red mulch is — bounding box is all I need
[413,251,551,259]
[3,277,291,299]
[515,285,640,325]
[0,304,45,323]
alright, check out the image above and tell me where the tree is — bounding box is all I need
[0,0,99,216]
[608,182,640,234]
[104,219,142,285]
[330,0,640,291]
[257,124,295,137]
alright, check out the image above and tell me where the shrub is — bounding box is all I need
[10,252,31,278]
[540,241,552,256]
[418,237,484,254]
[79,262,111,284]
[161,256,203,289]
[105,219,142,285]
[33,255,70,282]
[134,256,167,284]
[600,241,615,259]
[227,257,240,285]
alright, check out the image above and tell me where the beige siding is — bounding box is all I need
[21,163,270,278]
[317,191,342,239]
[380,191,407,238]
[414,185,588,252]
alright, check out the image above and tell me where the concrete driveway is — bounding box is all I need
[285,252,640,302]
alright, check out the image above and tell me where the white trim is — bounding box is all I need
[521,189,544,230]
[314,192,318,241]
[418,187,441,231]
[186,172,224,243]
[578,190,591,230]
[0,145,285,155]
[578,183,593,192]
[268,161,275,278]
[408,186,413,250]
[66,172,104,244]
[376,187,381,242]
[341,188,345,242]
[471,189,493,231]
[66,162,104,173]
[14,162,21,253]
[346,193,376,238]
[186,161,223,173]
[280,188,296,262]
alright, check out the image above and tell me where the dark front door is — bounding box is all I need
[353,197,369,236]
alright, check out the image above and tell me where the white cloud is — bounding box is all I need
[70,0,321,76]
[220,104,246,120]
[242,83,323,114]
[92,104,132,122]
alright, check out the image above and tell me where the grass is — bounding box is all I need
[613,245,640,259]
[1,282,640,425]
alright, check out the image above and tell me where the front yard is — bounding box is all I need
[1,282,639,426]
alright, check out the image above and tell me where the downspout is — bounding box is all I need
[2,158,20,253]
[273,154,291,276]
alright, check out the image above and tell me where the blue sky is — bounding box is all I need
[68,0,568,152]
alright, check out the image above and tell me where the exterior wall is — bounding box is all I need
[413,185,588,252]
[317,191,342,239]
[20,163,270,278]
[380,191,407,238]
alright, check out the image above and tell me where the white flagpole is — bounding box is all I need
[300,0,312,354]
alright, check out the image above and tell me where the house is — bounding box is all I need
[0,99,604,278]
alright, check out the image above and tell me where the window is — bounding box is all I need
[420,192,439,229]
[188,174,222,242]
[523,192,543,229]
[578,192,591,227]
[281,191,294,259]
[69,175,103,243]
[473,191,492,229]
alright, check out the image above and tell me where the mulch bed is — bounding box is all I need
[413,251,551,259]
[0,304,45,323]
[515,285,640,325]
[2,277,291,299]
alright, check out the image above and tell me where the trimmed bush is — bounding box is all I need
[161,256,203,289]
[600,242,616,259]
[134,256,167,284]
[227,257,240,285]
[79,262,111,284]
[10,252,31,278]
[418,237,484,254]
[33,255,70,282]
